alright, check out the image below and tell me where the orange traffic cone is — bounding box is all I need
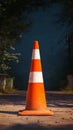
[18,40,54,116]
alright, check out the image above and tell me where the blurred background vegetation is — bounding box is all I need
[0,0,73,92]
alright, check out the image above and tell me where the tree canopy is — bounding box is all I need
[0,0,49,73]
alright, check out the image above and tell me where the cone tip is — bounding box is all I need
[33,40,39,49]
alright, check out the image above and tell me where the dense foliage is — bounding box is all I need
[0,0,49,73]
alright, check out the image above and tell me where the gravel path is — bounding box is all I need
[0,91,73,130]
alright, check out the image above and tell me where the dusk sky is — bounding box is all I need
[10,3,68,90]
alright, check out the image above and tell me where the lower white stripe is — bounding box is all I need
[29,72,43,83]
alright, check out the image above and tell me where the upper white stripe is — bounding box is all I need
[29,72,43,83]
[32,49,40,59]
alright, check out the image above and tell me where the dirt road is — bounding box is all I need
[0,91,73,130]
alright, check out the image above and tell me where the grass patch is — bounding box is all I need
[0,87,16,94]
[60,86,73,93]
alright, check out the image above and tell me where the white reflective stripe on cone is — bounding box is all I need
[32,49,40,59]
[29,72,43,83]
